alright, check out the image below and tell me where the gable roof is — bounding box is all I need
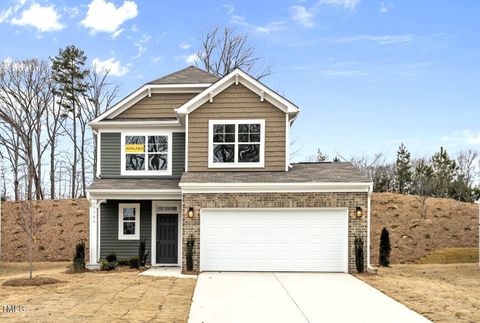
[147,66,219,84]
[175,68,300,115]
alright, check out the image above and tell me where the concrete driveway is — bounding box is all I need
[188,272,430,323]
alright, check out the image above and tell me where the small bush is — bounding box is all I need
[355,236,364,273]
[106,252,117,263]
[186,234,195,272]
[379,227,391,267]
[117,258,129,266]
[129,256,140,269]
[72,240,86,272]
[100,261,117,271]
[138,239,149,267]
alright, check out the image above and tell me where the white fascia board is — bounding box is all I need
[179,182,373,193]
[90,83,212,124]
[87,189,182,200]
[175,69,300,115]
[90,120,183,130]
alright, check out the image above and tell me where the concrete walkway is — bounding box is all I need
[139,267,197,279]
[188,272,431,323]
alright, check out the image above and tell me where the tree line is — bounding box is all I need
[0,45,118,201]
[310,144,479,202]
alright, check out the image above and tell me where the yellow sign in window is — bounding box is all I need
[125,144,145,153]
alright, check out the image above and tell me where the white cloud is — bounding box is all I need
[222,3,235,15]
[319,0,360,10]
[179,41,191,50]
[132,34,151,59]
[81,0,138,36]
[11,3,64,32]
[185,53,198,65]
[230,15,286,34]
[380,2,388,13]
[290,5,315,28]
[442,130,480,145]
[0,0,26,23]
[335,34,415,45]
[151,56,163,63]
[92,57,129,76]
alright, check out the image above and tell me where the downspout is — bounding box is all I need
[367,184,375,271]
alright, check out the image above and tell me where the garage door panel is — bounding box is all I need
[200,208,348,272]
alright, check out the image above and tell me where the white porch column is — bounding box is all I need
[86,198,100,270]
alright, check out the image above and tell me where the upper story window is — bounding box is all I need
[121,132,172,176]
[208,120,265,168]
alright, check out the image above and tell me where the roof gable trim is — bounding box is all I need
[175,69,300,115]
[90,83,212,124]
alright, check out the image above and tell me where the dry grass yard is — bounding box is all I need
[358,263,480,323]
[0,262,196,322]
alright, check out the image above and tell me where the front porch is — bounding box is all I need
[87,194,184,270]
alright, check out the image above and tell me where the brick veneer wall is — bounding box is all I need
[182,192,368,273]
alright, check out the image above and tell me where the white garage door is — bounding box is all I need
[200,208,349,272]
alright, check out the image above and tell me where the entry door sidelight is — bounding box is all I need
[156,215,178,264]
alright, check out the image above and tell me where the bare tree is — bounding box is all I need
[456,150,479,187]
[13,200,50,279]
[0,59,52,200]
[197,27,271,79]
[0,121,22,200]
[77,68,118,195]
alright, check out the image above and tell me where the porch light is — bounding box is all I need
[356,207,364,218]
[187,207,194,218]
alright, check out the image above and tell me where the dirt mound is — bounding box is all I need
[370,193,478,264]
[0,199,89,262]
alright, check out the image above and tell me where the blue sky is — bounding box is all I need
[1,0,479,162]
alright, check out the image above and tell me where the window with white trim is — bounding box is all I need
[118,203,140,240]
[121,132,172,175]
[208,120,265,168]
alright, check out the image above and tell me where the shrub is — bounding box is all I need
[100,261,116,271]
[138,239,149,267]
[379,227,391,267]
[117,258,129,266]
[186,234,195,272]
[72,240,86,272]
[106,252,117,263]
[129,256,140,269]
[355,236,364,273]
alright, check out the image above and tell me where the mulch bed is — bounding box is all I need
[2,277,62,287]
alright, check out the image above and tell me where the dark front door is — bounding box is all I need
[156,214,178,264]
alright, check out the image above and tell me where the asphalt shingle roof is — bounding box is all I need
[147,66,219,85]
[87,178,181,190]
[180,162,371,184]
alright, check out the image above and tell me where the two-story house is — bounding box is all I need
[86,66,372,273]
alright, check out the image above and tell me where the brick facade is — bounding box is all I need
[182,192,368,273]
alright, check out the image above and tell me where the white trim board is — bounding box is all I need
[90,83,212,124]
[175,69,300,115]
[180,182,373,193]
[87,189,182,200]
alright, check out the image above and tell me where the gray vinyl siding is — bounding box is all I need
[99,132,185,178]
[172,132,185,176]
[100,133,121,177]
[100,200,152,262]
